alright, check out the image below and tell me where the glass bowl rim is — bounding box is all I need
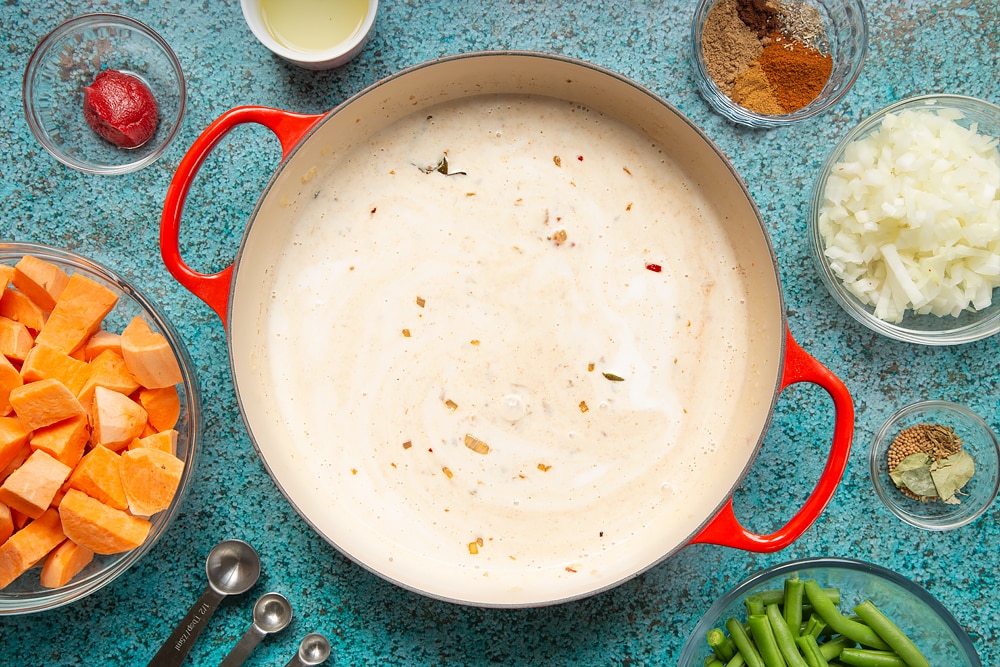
[808,93,1000,344]
[22,12,187,175]
[0,241,201,615]
[868,399,1000,531]
[677,556,982,666]
[689,0,870,128]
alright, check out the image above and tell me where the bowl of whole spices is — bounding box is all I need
[691,0,868,127]
[871,400,1000,531]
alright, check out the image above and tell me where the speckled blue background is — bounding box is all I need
[1,0,998,665]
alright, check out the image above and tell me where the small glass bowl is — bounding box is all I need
[0,242,200,615]
[810,95,1000,345]
[690,0,867,128]
[677,558,982,667]
[870,400,1000,531]
[23,14,186,175]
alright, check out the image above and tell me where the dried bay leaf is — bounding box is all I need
[930,449,976,504]
[890,453,937,497]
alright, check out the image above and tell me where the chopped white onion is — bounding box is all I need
[818,107,1000,323]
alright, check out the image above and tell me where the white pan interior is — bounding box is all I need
[228,53,784,606]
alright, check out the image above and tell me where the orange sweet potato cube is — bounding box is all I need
[12,256,70,312]
[77,349,139,411]
[0,316,33,363]
[91,386,147,451]
[57,489,150,555]
[83,330,122,361]
[0,265,13,291]
[120,317,183,390]
[66,445,128,511]
[0,416,30,470]
[40,539,94,588]
[20,344,92,395]
[0,449,73,519]
[0,288,47,332]
[129,429,178,454]
[0,501,12,544]
[8,377,86,430]
[138,385,181,432]
[0,508,65,589]
[120,447,184,516]
[30,415,90,468]
[34,273,118,355]
[0,357,24,417]
[0,444,30,486]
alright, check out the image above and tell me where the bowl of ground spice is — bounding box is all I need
[870,400,1000,531]
[692,0,867,127]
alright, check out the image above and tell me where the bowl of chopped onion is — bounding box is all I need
[809,94,1000,345]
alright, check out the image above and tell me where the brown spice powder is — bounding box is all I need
[759,36,833,111]
[702,0,763,95]
[731,62,783,114]
[736,0,781,38]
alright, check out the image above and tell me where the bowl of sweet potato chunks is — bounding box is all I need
[0,242,199,614]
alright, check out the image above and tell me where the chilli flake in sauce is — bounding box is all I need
[261,94,756,599]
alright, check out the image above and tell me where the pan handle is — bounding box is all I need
[160,106,325,326]
[688,325,854,551]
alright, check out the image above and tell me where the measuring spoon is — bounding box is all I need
[218,592,293,667]
[282,633,332,667]
[146,539,262,667]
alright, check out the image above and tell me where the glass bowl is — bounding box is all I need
[810,95,1000,345]
[870,400,999,531]
[677,557,982,667]
[23,14,186,175]
[0,242,200,615]
[690,0,867,128]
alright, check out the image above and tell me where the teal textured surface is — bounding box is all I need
[1,0,997,665]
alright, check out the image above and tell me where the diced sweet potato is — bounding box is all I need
[30,415,90,468]
[57,489,151,555]
[8,377,86,430]
[12,256,70,312]
[77,349,139,411]
[0,266,13,291]
[0,449,73,519]
[20,343,92,395]
[0,416,30,470]
[83,330,121,360]
[0,316,34,363]
[0,509,65,589]
[120,447,184,517]
[34,273,118,355]
[0,354,24,416]
[66,445,128,511]
[0,444,30,485]
[138,385,181,432]
[120,317,182,389]
[40,539,94,588]
[91,386,147,451]
[0,288,47,332]
[129,429,178,454]
[0,501,12,544]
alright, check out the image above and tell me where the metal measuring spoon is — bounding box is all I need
[218,592,293,667]
[146,540,262,667]
[282,633,332,667]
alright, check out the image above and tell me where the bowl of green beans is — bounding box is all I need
[677,557,981,667]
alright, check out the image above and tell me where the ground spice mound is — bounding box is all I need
[736,0,781,38]
[731,62,783,114]
[702,0,763,95]
[759,36,833,111]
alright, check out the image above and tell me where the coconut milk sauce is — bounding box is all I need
[261,95,758,585]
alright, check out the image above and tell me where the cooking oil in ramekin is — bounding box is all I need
[259,0,368,53]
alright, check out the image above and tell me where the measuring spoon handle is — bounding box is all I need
[146,586,225,667]
[218,626,266,667]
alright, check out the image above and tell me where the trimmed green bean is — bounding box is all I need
[817,635,854,661]
[727,654,747,667]
[836,648,907,667]
[783,577,804,639]
[795,634,830,667]
[748,613,787,667]
[705,657,725,667]
[708,627,737,662]
[765,603,809,667]
[758,588,841,607]
[804,614,827,639]
[803,580,889,650]
[852,600,930,667]
[746,594,766,616]
[727,616,765,667]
